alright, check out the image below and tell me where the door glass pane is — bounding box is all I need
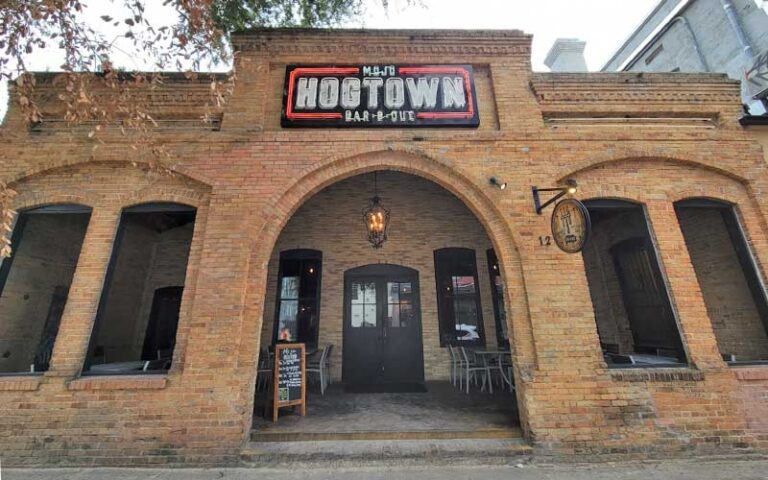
[278,300,298,340]
[300,259,320,297]
[351,304,364,328]
[400,303,414,327]
[297,300,318,343]
[351,281,376,328]
[494,276,508,338]
[363,282,376,304]
[281,258,301,277]
[280,276,299,299]
[387,281,413,328]
[387,303,401,327]
[453,296,479,341]
[364,303,377,327]
[388,282,400,303]
[452,276,476,294]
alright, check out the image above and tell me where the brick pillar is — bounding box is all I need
[46,207,121,377]
[645,200,723,369]
[521,235,605,372]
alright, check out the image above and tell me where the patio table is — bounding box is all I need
[472,350,513,392]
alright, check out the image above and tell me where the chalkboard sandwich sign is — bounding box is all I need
[272,343,307,422]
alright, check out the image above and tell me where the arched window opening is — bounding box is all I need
[84,202,196,374]
[675,198,768,363]
[0,204,91,374]
[273,249,322,348]
[581,199,686,367]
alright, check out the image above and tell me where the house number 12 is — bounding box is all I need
[538,236,552,247]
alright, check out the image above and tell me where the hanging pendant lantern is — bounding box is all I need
[362,173,390,249]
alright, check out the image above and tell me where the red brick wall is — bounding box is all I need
[0,29,766,465]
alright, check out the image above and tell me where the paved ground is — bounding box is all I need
[6,460,768,480]
[252,381,519,434]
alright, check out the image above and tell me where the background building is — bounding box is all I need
[601,0,768,114]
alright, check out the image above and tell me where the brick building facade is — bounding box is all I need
[1,29,768,465]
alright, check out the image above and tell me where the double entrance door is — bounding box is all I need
[343,264,424,388]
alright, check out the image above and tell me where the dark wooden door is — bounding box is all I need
[611,238,682,356]
[343,265,424,388]
[141,286,184,361]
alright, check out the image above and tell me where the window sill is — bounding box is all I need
[609,366,703,382]
[0,374,43,391]
[67,374,168,391]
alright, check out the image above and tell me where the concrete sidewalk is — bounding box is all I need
[5,459,768,480]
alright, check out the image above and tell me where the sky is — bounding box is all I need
[0,0,660,119]
[359,0,659,70]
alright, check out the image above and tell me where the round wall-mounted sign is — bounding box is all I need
[551,198,591,254]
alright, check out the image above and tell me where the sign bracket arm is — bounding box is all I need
[532,186,568,215]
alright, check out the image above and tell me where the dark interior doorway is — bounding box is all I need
[610,237,683,358]
[141,286,184,364]
[582,199,685,366]
[83,202,196,374]
[343,264,424,392]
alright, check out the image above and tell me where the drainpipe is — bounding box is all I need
[720,0,755,59]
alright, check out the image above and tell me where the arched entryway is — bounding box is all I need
[249,166,525,438]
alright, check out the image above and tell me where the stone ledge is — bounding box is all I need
[732,366,768,381]
[0,375,43,391]
[67,375,168,391]
[610,368,705,383]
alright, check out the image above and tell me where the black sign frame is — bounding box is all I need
[272,342,306,422]
[281,64,480,128]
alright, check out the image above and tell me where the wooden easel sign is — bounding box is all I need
[272,343,306,422]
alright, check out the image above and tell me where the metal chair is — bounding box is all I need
[255,348,273,392]
[491,352,514,392]
[447,344,465,387]
[307,344,333,395]
[459,347,491,394]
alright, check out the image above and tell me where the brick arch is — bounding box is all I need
[12,192,96,212]
[255,150,524,257]
[556,155,750,185]
[238,149,536,436]
[6,159,213,193]
[581,197,644,205]
[673,196,735,206]
[560,158,764,227]
[8,161,211,212]
[119,191,209,210]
